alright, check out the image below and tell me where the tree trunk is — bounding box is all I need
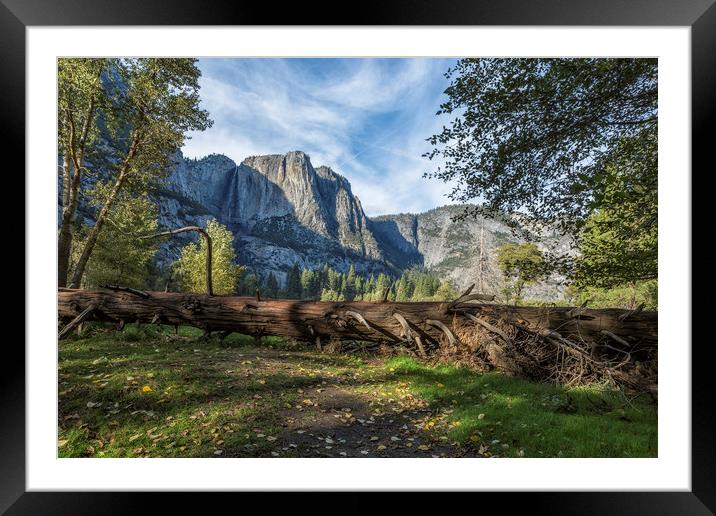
[57,153,76,288]
[58,288,657,349]
[68,134,141,288]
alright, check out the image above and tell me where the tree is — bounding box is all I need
[375,273,392,302]
[344,265,357,301]
[395,275,410,302]
[497,243,545,303]
[58,58,110,287]
[426,58,657,279]
[300,269,317,299]
[434,280,457,301]
[571,129,658,288]
[74,192,159,289]
[67,58,212,288]
[173,220,243,295]
[237,271,259,296]
[285,263,303,299]
[265,273,279,299]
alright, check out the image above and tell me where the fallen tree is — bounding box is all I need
[58,286,657,392]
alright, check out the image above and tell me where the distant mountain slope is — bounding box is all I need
[372,206,570,300]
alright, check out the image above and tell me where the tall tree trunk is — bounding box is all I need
[68,134,141,288]
[58,98,97,287]
[477,222,485,293]
[57,153,75,288]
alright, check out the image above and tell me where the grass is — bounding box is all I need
[381,356,657,457]
[58,323,657,458]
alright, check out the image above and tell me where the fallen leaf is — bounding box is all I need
[142,385,153,393]
[58,439,68,448]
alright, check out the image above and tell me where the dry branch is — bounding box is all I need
[58,304,96,340]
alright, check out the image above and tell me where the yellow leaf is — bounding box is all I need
[436,383,445,388]
[58,439,68,448]
[142,385,152,393]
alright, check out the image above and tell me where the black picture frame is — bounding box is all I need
[6,0,711,512]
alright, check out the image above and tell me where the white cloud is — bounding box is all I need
[182,58,460,216]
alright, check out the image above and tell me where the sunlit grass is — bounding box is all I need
[381,356,657,457]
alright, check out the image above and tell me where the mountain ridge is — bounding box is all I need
[151,150,569,300]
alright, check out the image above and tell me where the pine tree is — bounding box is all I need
[265,273,279,299]
[395,275,409,302]
[285,263,303,299]
[344,265,357,301]
[300,269,316,299]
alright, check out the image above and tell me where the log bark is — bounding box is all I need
[58,288,657,349]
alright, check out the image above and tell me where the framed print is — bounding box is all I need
[6,0,713,512]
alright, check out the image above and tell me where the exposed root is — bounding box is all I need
[444,314,656,392]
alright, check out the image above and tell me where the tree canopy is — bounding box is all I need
[425,58,657,288]
[496,243,545,303]
[60,58,213,288]
[174,220,244,295]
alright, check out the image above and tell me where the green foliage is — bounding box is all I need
[264,273,279,299]
[236,271,259,296]
[425,58,658,287]
[74,193,159,289]
[173,220,244,295]
[386,356,656,457]
[58,58,108,162]
[284,263,303,299]
[271,264,457,303]
[497,243,545,303]
[112,58,214,187]
[565,280,657,310]
[60,58,213,287]
[571,129,658,288]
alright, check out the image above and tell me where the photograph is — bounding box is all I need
[56,56,658,459]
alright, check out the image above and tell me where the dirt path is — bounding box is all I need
[225,347,477,458]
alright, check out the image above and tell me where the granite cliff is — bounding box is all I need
[150,150,568,299]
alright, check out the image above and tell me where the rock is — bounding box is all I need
[63,147,569,299]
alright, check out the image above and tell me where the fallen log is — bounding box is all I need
[57,288,658,390]
[58,288,657,346]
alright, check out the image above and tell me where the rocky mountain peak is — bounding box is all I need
[150,150,567,299]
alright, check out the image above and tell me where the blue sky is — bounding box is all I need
[181,58,459,216]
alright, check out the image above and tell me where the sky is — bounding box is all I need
[181,58,460,216]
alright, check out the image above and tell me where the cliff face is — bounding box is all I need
[155,151,392,285]
[145,150,568,298]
